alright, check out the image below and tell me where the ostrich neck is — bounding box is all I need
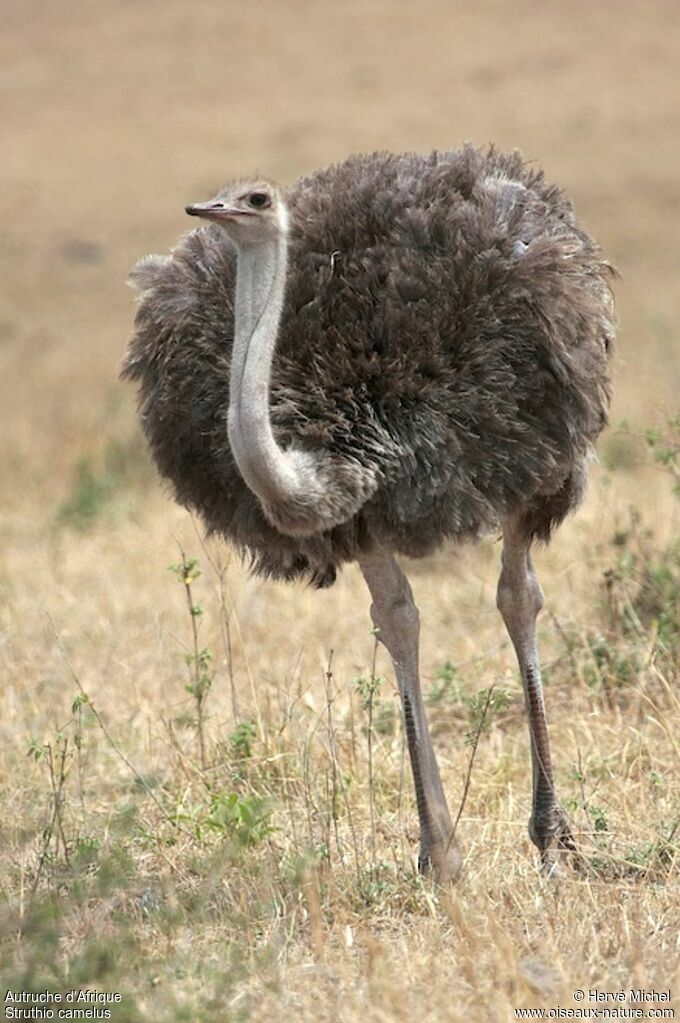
[227,227,380,537]
[228,232,309,517]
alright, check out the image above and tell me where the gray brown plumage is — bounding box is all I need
[122,145,613,588]
[122,144,615,881]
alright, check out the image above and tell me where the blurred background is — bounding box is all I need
[1,3,679,1018]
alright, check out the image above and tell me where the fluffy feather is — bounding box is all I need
[122,145,614,586]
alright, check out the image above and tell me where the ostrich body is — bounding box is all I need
[123,146,614,881]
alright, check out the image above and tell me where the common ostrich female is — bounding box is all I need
[122,145,614,882]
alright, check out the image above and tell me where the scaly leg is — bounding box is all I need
[496,517,573,869]
[359,550,461,883]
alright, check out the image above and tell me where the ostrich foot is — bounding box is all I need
[532,809,583,877]
[418,836,463,884]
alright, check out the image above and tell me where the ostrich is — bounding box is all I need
[122,145,614,882]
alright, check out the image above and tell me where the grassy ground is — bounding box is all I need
[1,2,679,1020]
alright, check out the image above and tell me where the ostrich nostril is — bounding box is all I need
[185,201,226,217]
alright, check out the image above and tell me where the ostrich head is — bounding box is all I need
[185,179,287,247]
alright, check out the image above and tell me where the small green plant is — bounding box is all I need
[206,792,275,847]
[584,415,680,701]
[623,821,678,880]
[603,527,679,661]
[168,553,202,590]
[185,647,213,703]
[426,660,464,706]
[280,844,328,887]
[354,669,384,711]
[27,730,73,890]
[644,411,680,494]
[169,552,215,770]
[463,685,512,745]
[25,693,99,893]
[357,861,393,907]
[354,634,384,876]
[583,632,640,689]
[229,719,257,760]
[427,667,513,741]
[71,835,102,871]
[589,804,609,833]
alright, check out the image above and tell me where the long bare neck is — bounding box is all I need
[227,220,381,537]
[228,234,289,500]
[228,230,335,536]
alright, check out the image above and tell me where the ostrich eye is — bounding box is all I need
[248,191,270,209]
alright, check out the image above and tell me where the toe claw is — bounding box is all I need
[531,808,586,877]
[418,838,462,884]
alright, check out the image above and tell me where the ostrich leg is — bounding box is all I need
[359,551,461,883]
[496,517,572,868]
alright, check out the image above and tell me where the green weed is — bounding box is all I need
[229,719,257,760]
[169,553,214,770]
[426,659,463,706]
[206,792,275,847]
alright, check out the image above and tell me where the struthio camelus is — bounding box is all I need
[122,146,614,882]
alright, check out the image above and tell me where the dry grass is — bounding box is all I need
[1,2,679,1020]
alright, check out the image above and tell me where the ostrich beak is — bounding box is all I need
[185,201,244,222]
